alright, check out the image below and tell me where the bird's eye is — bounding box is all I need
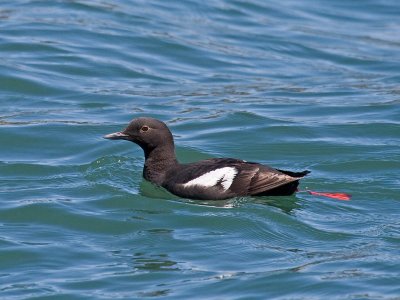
[140,125,149,132]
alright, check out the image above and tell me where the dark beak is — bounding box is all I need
[103,131,130,140]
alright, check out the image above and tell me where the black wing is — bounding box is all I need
[228,163,302,196]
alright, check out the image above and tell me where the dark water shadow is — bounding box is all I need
[250,196,303,214]
[132,252,179,272]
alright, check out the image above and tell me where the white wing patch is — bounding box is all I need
[182,167,238,191]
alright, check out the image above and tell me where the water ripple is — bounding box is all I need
[1,0,400,299]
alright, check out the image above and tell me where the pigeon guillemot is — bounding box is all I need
[104,117,310,200]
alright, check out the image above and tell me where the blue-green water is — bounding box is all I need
[1,0,399,299]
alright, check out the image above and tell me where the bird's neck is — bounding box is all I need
[143,144,178,185]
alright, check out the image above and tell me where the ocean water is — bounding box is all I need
[1,0,399,299]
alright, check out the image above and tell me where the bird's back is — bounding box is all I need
[162,158,309,200]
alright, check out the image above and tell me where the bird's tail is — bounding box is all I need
[278,170,351,201]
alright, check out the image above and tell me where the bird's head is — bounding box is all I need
[104,117,174,152]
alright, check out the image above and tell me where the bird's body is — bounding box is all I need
[104,117,310,200]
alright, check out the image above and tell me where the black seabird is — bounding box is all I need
[104,117,310,200]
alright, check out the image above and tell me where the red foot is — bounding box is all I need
[307,191,351,201]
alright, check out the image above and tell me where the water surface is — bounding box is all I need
[0,0,399,299]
